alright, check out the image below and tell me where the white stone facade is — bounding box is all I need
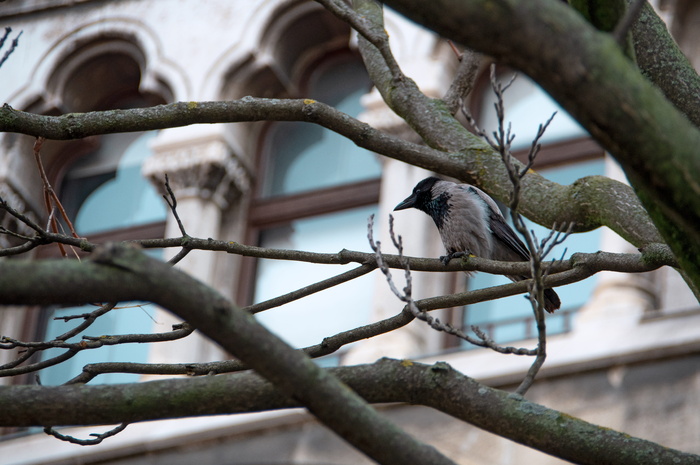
[1,1,699,464]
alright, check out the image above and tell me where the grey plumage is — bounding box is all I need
[394,176,560,313]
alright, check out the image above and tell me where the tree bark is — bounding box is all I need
[0,358,697,465]
[382,0,700,298]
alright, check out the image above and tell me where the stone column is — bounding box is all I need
[142,126,251,365]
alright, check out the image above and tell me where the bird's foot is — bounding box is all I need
[440,251,468,266]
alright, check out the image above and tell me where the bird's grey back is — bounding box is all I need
[432,181,495,258]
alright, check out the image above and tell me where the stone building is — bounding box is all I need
[0,0,698,463]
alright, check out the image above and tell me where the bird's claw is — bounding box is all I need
[440,251,467,266]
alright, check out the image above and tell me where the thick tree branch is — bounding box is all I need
[570,0,700,129]
[629,1,700,129]
[0,98,660,249]
[0,245,453,465]
[351,0,664,253]
[382,0,700,297]
[0,359,696,465]
[353,0,471,154]
[443,45,482,114]
[315,0,405,80]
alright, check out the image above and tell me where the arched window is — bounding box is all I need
[247,54,382,357]
[260,58,381,197]
[36,47,169,385]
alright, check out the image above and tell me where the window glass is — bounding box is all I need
[463,159,605,345]
[39,303,156,386]
[252,56,381,359]
[40,131,166,384]
[61,131,167,234]
[262,59,381,197]
[479,74,586,151]
[40,248,163,386]
[254,205,377,349]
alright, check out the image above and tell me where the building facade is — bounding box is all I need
[0,0,699,463]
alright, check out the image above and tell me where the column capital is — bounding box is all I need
[143,128,252,210]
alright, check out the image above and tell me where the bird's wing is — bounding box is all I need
[488,210,530,261]
[465,185,531,261]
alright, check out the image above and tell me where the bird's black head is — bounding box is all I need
[394,177,451,228]
[394,177,440,212]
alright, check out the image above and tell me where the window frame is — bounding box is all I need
[237,51,381,307]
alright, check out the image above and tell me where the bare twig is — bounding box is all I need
[244,264,376,314]
[0,318,194,379]
[369,215,539,353]
[0,27,11,50]
[315,0,404,81]
[0,27,22,69]
[162,174,187,237]
[33,137,81,257]
[466,65,575,394]
[613,0,646,45]
[44,423,128,446]
[160,174,193,265]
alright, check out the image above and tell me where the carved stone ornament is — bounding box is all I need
[142,132,251,210]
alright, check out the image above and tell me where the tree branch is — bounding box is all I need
[630,1,700,129]
[351,0,664,253]
[316,0,405,80]
[0,99,661,249]
[382,0,700,296]
[0,359,696,465]
[0,244,454,465]
[443,44,482,114]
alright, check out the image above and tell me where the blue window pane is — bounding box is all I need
[479,74,587,151]
[40,249,164,385]
[62,132,167,235]
[39,304,155,385]
[463,159,605,346]
[254,205,377,349]
[262,59,381,197]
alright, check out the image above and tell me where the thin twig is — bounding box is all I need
[244,264,376,314]
[162,174,187,237]
[0,27,10,50]
[33,137,80,257]
[0,28,22,69]
[613,0,646,45]
[369,215,538,352]
[44,423,128,446]
[468,65,574,394]
[161,174,193,265]
[315,0,405,81]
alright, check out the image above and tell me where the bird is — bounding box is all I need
[393,176,561,312]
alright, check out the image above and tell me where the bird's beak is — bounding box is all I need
[394,194,416,211]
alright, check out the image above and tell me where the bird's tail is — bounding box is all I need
[507,274,561,313]
[544,288,561,313]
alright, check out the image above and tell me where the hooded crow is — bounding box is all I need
[394,176,561,312]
